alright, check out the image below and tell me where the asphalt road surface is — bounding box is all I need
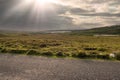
[0,54,120,80]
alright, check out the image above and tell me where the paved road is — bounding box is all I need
[0,54,120,80]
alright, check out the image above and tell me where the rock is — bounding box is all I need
[109,53,116,58]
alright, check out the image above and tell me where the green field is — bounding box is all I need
[0,33,120,60]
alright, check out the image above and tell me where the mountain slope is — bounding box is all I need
[71,25,120,35]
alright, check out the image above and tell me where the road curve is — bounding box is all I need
[0,54,120,80]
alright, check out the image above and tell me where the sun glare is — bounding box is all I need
[33,0,59,5]
[4,0,63,23]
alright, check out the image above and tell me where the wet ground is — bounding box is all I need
[0,54,120,80]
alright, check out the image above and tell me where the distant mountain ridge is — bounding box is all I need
[71,25,120,35]
[0,25,120,35]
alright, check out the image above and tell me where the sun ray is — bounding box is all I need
[3,0,64,25]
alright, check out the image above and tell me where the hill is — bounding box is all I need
[71,25,120,35]
[0,25,120,36]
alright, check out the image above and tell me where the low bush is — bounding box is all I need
[71,53,79,57]
[0,48,8,53]
[84,47,97,50]
[49,43,61,47]
[27,50,40,55]
[115,53,120,60]
[39,44,47,48]
[88,52,98,58]
[9,49,27,54]
[77,52,88,58]
[64,52,71,57]
[97,54,110,59]
[72,51,98,58]
[42,51,54,56]
[98,48,107,52]
[0,47,2,50]
[56,52,68,57]
[75,51,111,59]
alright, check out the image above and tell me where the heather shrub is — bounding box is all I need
[56,52,67,57]
[27,50,40,55]
[42,51,54,56]
[9,49,27,54]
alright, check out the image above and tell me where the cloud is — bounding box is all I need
[0,0,120,31]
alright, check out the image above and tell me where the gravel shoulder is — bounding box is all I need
[0,54,120,80]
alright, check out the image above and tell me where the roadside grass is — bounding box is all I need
[0,34,120,60]
[116,53,120,60]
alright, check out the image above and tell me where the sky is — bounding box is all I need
[0,0,120,31]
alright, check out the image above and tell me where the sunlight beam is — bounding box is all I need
[3,0,64,25]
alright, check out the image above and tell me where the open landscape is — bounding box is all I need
[0,0,120,79]
[0,25,120,60]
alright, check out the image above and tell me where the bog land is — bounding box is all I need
[0,32,120,60]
